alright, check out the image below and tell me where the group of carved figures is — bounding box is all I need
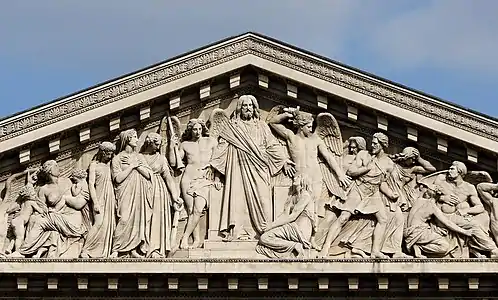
[1,94,498,259]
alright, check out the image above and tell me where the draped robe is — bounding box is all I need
[210,118,286,237]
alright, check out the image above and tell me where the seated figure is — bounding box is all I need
[405,185,473,258]
[256,175,316,258]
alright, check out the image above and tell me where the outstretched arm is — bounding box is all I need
[477,182,498,206]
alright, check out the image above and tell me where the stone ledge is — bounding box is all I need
[1,259,498,274]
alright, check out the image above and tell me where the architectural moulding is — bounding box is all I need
[1,33,498,155]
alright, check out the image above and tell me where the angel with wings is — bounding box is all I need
[266,107,351,222]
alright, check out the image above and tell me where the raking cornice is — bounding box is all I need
[1,32,497,154]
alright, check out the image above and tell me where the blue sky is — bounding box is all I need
[0,0,496,119]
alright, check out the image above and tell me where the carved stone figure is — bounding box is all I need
[169,119,219,249]
[342,137,367,171]
[405,185,473,258]
[256,175,317,258]
[338,147,437,258]
[312,136,367,250]
[110,129,152,258]
[429,161,498,257]
[389,147,437,210]
[141,132,182,258]
[267,107,350,217]
[80,142,116,258]
[318,132,398,258]
[0,168,39,256]
[15,163,90,258]
[209,95,289,241]
[477,182,498,244]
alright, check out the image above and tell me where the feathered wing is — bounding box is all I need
[208,108,230,141]
[465,171,493,185]
[315,113,346,200]
[159,114,181,156]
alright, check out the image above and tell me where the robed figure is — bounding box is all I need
[209,95,288,241]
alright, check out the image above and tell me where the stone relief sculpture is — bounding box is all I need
[80,142,116,258]
[141,132,182,258]
[419,162,498,258]
[404,184,474,258]
[169,119,219,250]
[256,175,316,258]
[13,162,90,258]
[318,132,398,258]
[111,129,152,258]
[3,93,498,260]
[208,95,291,241]
[267,107,350,216]
[477,181,498,243]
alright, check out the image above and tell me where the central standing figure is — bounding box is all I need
[209,95,290,241]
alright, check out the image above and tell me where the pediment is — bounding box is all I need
[3,32,498,289]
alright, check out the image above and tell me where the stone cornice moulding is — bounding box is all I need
[1,259,498,274]
[1,33,497,154]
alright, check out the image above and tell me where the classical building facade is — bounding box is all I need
[1,32,498,298]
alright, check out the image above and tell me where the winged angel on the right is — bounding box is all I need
[254,106,351,258]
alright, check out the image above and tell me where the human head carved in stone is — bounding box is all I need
[115,129,139,153]
[292,111,314,138]
[348,136,366,155]
[93,141,116,163]
[41,160,60,183]
[144,132,162,152]
[371,132,389,155]
[234,95,260,121]
[392,147,419,167]
[448,161,467,181]
[182,119,208,141]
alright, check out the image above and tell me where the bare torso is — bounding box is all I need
[435,175,472,214]
[287,134,321,181]
[180,137,216,192]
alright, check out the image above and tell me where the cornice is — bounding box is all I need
[1,258,498,274]
[1,34,497,150]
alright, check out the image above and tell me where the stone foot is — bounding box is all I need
[294,243,306,258]
[179,238,190,249]
[109,252,119,258]
[351,248,369,258]
[7,251,23,258]
[370,251,388,259]
[392,252,412,258]
[191,240,203,249]
[490,249,498,258]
